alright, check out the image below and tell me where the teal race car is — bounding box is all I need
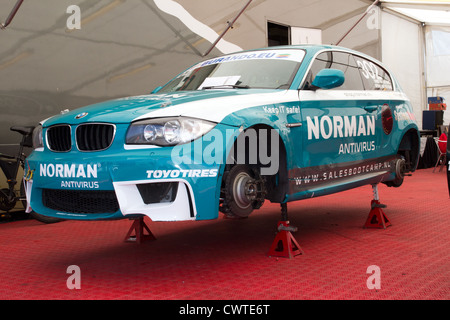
[25,45,420,222]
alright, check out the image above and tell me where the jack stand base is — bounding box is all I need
[364,200,392,229]
[267,221,304,259]
[124,217,156,244]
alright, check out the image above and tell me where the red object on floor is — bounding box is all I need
[124,217,156,244]
[364,200,392,229]
[267,221,304,259]
[438,133,447,154]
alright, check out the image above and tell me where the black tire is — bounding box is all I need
[385,157,407,188]
[223,165,262,218]
[29,211,63,224]
[0,188,16,212]
[20,181,63,224]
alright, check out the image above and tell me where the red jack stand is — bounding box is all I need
[267,204,304,259]
[124,216,156,244]
[364,184,392,229]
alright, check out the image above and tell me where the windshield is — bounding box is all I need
[158,49,305,93]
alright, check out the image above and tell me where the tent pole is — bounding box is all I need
[1,0,24,30]
[335,0,380,45]
[203,0,253,56]
[422,22,429,114]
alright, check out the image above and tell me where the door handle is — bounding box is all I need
[364,106,378,113]
[286,122,302,128]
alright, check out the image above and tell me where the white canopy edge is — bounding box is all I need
[380,0,450,26]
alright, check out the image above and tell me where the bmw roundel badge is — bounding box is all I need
[75,112,88,119]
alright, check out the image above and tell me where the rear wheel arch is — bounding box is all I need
[384,127,420,188]
[397,128,420,173]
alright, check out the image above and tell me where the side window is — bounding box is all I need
[304,51,364,90]
[353,55,393,91]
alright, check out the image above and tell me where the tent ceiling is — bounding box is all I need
[381,0,450,25]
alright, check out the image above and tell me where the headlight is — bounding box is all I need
[126,117,216,146]
[32,125,43,149]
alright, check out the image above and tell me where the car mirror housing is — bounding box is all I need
[311,68,345,90]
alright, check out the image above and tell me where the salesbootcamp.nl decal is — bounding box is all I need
[288,156,396,194]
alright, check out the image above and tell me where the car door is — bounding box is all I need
[288,50,382,198]
[352,53,395,158]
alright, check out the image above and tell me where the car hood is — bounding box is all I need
[42,89,294,127]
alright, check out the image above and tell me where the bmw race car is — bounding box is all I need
[25,45,420,222]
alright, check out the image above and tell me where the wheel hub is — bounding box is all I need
[233,172,253,209]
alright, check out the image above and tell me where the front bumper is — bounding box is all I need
[25,144,225,222]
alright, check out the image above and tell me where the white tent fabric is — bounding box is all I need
[380,10,425,127]
[425,25,450,124]
[380,0,450,127]
[425,26,450,87]
[383,3,450,26]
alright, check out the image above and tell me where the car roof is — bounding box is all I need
[230,44,401,92]
[239,44,390,77]
[243,44,378,62]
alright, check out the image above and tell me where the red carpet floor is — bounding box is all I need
[0,168,448,300]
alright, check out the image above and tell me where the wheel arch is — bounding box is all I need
[397,126,421,173]
[221,123,289,207]
[383,126,420,188]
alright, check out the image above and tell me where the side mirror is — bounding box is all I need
[151,86,162,94]
[311,69,345,90]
